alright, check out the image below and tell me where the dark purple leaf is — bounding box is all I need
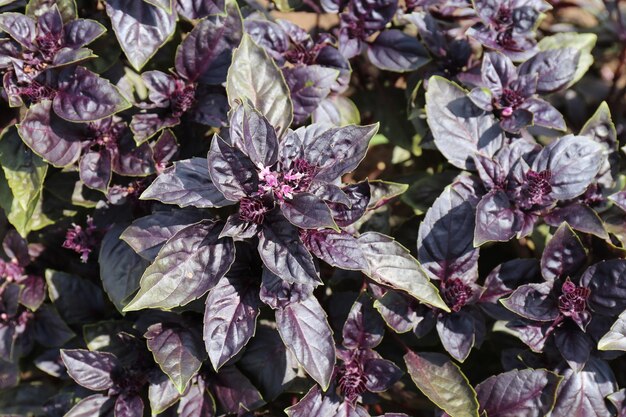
[281,192,337,229]
[64,18,106,48]
[474,189,518,246]
[121,210,205,260]
[258,214,320,285]
[177,0,225,20]
[581,260,626,316]
[519,48,579,94]
[190,90,228,127]
[532,135,604,201]
[203,274,260,370]
[480,259,540,304]
[418,185,478,282]
[239,324,298,400]
[260,268,314,309]
[540,223,586,281]
[17,100,83,167]
[64,394,115,417]
[364,357,403,392]
[0,13,36,49]
[342,293,384,349]
[544,204,608,240]
[426,76,505,170]
[207,135,259,201]
[475,368,561,417]
[99,225,150,313]
[276,296,336,389]
[300,123,378,182]
[301,229,368,271]
[79,150,112,192]
[554,328,592,372]
[501,282,559,322]
[357,232,448,311]
[367,29,429,72]
[209,366,264,412]
[551,357,616,417]
[60,349,118,391]
[124,220,235,310]
[229,100,279,168]
[175,0,242,83]
[141,158,234,208]
[177,379,216,417]
[131,113,180,144]
[145,322,206,393]
[45,270,106,324]
[436,312,476,362]
[54,66,130,122]
[33,304,75,347]
[285,385,339,417]
[112,135,155,176]
[148,372,181,414]
[284,65,339,124]
[329,181,371,227]
[104,0,176,71]
[17,275,46,311]
[114,394,143,417]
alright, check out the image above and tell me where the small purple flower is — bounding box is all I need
[441,278,474,313]
[558,279,590,323]
[337,350,369,404]
[519,169,553,209]
[63,216,100,263]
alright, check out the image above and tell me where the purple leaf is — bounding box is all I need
[17,100,83,167]
[301,229,368,271]
[475,368,561,417]
[540,223,586,282]
[141,158,234,208]
[177,379,216,417]
[105,0,176,71]
[501,282,559,322]
[54,66,130,122]
[367,29,429,72]
[285,385,340,417]
[203,274,260,370]
[519,48,579,94]
[177,0,225,20]
[258,214,320,285]
[114,394,144,417]
[543,204,609,240]
[145,323,206,393]
[124,220,235,310]
[276,296,336,389]
[209,366,264,412]
[425,76,505,170]
[581,260,626,316]
[207,135,259,201]
[363,357,403,392]
[79,150,112,192]
[229,100,279,167]
[281,192,337,229]
[436,312,476,362]
[480,259,540,304]
[148,372,181,414]
[329,181,371,227]
[0,13,36,49]
[300,123,378,182]
[342,293,384,349]
[121,210,205,260]
[260,268,314,309]
[532,135,604,201]
[418,185,478,283]
[552,357,616,417]
[175,0,242,83]
[60,349,118,391]
[239,324,298,400]
[64,394,115,417]
[64,19,106,48]
[284,65,339,124]
[474,189,518,246]
[554,328,592,372]
[357,232,448,311]
[99,225,150,313]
